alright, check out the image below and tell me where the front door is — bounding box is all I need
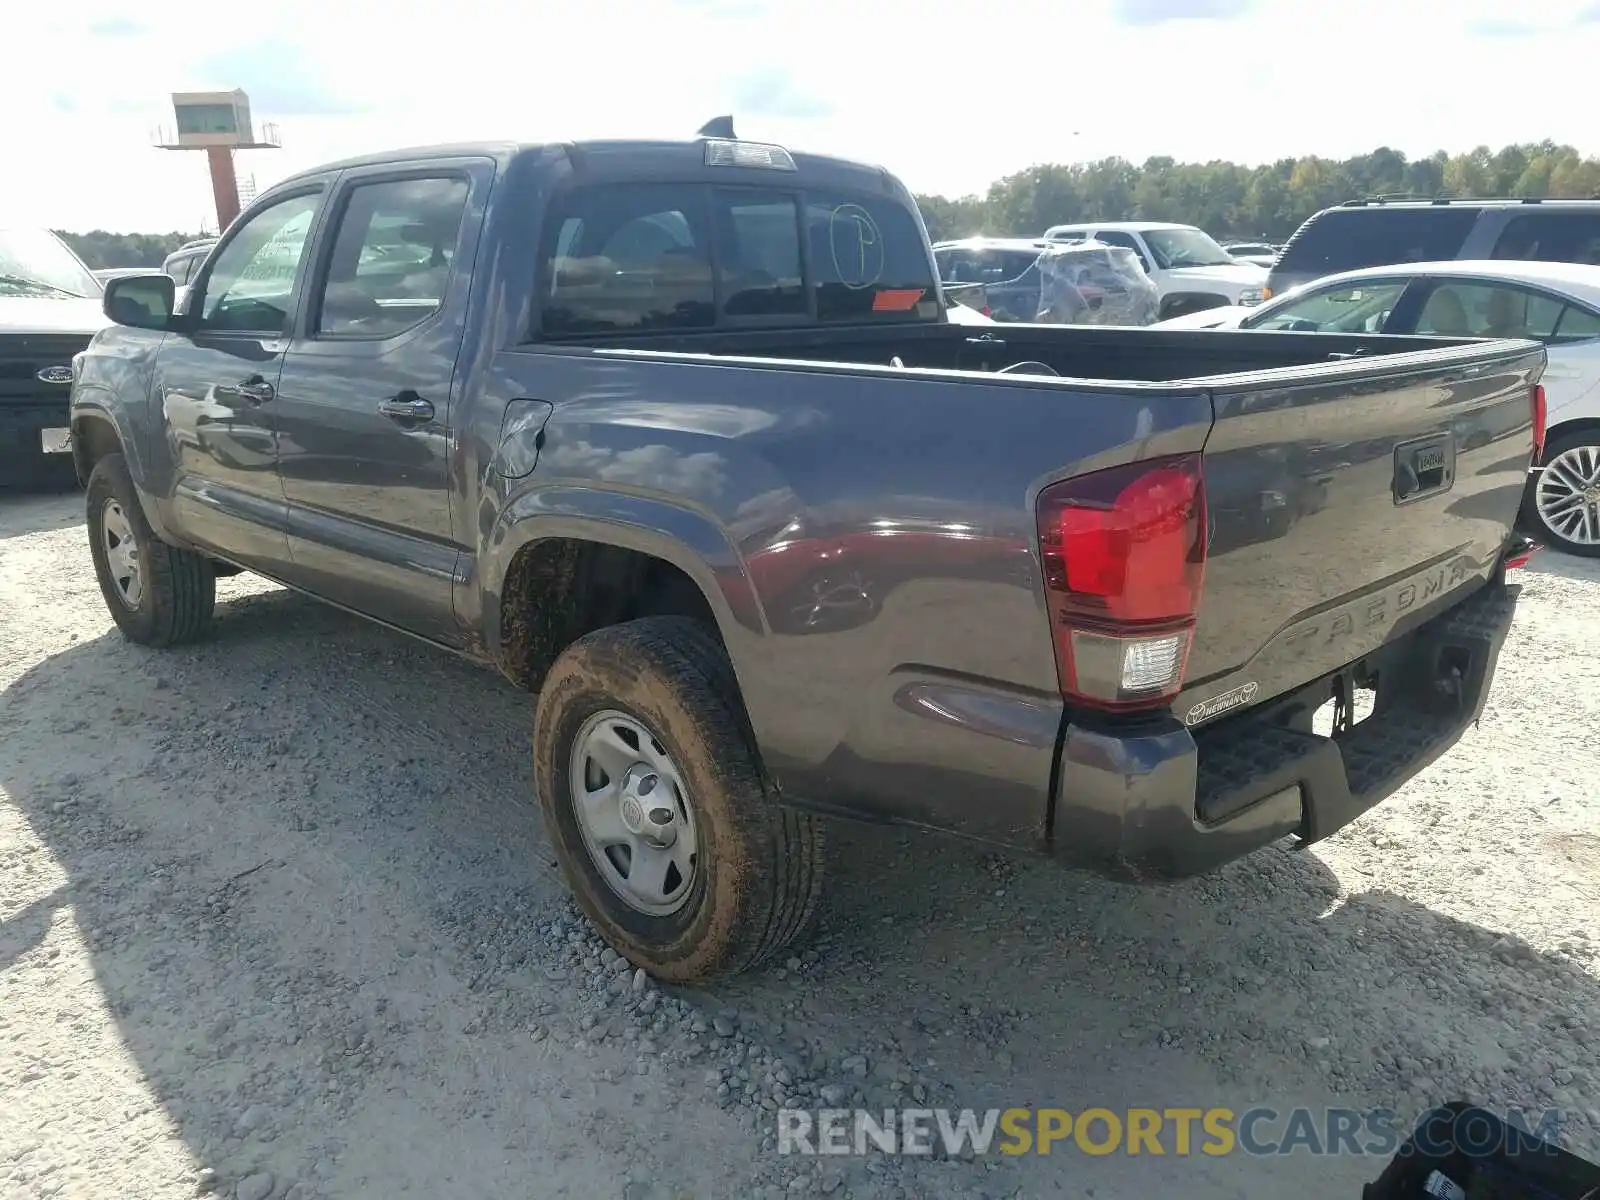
[156,187,325,574]
[272,165,484,645]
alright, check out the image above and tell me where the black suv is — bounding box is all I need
[1266,198,1600,298]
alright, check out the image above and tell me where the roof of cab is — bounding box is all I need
[269,137,900,197]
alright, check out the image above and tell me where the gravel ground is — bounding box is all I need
[1,488,1596,1200]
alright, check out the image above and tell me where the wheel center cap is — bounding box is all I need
[621,795,645,832]
[620,766,676,845]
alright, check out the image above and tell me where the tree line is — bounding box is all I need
[914,141,1600,245]
[55,230,203,270]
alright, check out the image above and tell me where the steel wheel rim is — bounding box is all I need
[568,709,699,916]
[100,499,144,610]
[1535,443,1600,546]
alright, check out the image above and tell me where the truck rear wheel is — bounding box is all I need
[532,616,824,982]
[86,452,216,646]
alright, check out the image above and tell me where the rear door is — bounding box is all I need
[271,160,487,645]
[156,185,326,573]
[1179,341,1544,723]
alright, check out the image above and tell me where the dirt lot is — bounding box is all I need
[1,489,1597,1200]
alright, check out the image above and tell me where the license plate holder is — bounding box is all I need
[1392,433,1455,504]
[40,428,72,454]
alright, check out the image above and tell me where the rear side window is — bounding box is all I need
[1278,208,1479,276]
[1555,305,1600,340]
[541,183,715,337]
[803,192,939,321]
[1490,212,1600,265]
[539,183,938,336]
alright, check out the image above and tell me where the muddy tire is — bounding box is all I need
[532,616,824,982]
[86,452,216,647]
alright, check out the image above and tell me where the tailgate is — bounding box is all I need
[1176,342,1544,726]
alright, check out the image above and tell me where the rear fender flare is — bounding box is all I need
[480,485,768,669]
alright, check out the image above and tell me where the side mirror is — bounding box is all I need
[103,273,176,330]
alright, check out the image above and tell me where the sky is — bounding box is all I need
[7,0,1600,233]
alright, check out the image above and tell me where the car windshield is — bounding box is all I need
[1143,227,1236,269]
[0,228,101,298]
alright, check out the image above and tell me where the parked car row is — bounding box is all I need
[929,195,1600,556]
[933,222,1269,326]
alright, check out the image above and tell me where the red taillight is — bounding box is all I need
[1036,454,1207,712]
[1531,383,1547,464]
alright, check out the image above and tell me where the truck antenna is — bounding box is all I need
[698,115,736,139]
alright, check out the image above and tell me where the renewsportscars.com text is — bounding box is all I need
[776,1106,1567,1158]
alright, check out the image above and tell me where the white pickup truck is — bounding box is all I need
[1043,220,1269,321]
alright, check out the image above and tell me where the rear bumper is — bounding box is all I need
[1047,576,1519,880]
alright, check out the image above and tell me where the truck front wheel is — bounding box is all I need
[86,453,216,646]
[532,616,824,982]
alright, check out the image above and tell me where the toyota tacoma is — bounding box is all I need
[70,128,1544,981]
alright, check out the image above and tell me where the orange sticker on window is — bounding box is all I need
[871,288,926,312]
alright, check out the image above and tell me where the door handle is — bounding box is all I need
[378,393,435,423]
[216,377,275,404]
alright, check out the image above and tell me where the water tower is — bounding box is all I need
[154,90,280,233]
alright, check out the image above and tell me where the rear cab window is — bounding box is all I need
[537,181,939,338]
[1277,207,1480,276]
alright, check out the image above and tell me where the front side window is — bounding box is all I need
[1093,231,1153,272]
[314,176,470,338]
[1245,279,1410,332]
[1415,282,1566,339]
[1490,213,1600,265]
[198,191,322,333]
[1141,227,1236,269]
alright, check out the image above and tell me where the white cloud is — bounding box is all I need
[4,0,1597,233]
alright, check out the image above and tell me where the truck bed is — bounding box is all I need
[574,320,1474,381]
[503,325,1542,852]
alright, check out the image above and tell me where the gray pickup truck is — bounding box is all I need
[72,130,1544,981]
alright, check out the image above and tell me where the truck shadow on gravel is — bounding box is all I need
[2,583,1596,1199]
